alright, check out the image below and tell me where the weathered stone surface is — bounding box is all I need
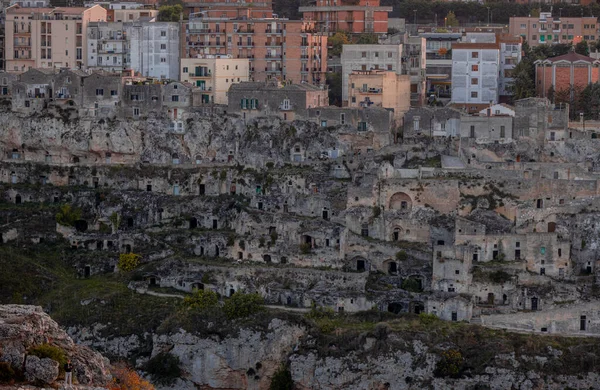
[0,305,111,386]
[24,356,58,384]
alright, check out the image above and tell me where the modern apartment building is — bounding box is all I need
[347,70,411,120]
[5,5,107,72]
[180,56,250,104]
[299,0,392,34]
[498,36,522,97]
[87,21,179,79]
[107,7,158,22]
[185,14,327,85]
[422,32,461,100]
[451,42,500,109]
[340,44,402,103]
[509,13,598,47]
[182,0,273,20]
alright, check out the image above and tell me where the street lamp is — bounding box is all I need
[445,17,447,28]
[413,9,417,27]
[559,8,563,20]
[486,7,490,26]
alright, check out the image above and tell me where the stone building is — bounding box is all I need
[11,67,56,113]
[402,106,461,138]
[227,81,328,121]
[81,71,121,117]
[121,82,162,119]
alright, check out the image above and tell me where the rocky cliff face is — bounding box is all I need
[69,315,600,390]
[0,305,111,387]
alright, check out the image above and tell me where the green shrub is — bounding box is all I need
[396,250,408,261]
[183,290,218,311]
[55,204,82,226]
[29,344,67,373]
[269,364,293,390]
[299,243,311,254]
[0,362,15,383]
[401,277,422,292]
[144,352,181,385]
[372,206,381,218]
[419,312,439,325]
[305,306,335,320]
[223,293,264,320]
[118,253,141,272]
[489,270,511,284]
[434,349,464,378]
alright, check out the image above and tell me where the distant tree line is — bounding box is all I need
[383,1,600,25]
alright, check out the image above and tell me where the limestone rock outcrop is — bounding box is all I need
[0,305,111,386]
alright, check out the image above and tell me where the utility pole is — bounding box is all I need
[487,7,490,26]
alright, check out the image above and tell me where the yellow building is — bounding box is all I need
[180,56,250,105]
[347,70,411,120]
[5,5,107,72]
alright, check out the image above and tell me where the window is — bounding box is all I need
[470,125,475,138]
[471,64,478,71]
[110,90,117,96]
[357,122,367,131]
[540,247,546,255]
[387,64,392,71]
[96,89,103,96]
[281,98,290,110]
[500,126,505,138]
[451,312,457,321]
[171,95,179,102]
[413,117,420,131]
[131,94,139,101]
[388,52,392,58]
[161,30,166,37]
[540,268,545,275]
[471,51,479,58]
[361,51,366,58]
[520,23,526,28]
[471,78,478,85]
[133,107,140,116]
[160,44,166,50]
[340,113,345,125]
[375,52,379,57]
[581,315,587,331]
[471,91,478,98]
[160,58,166,63]
[183,67,188,73]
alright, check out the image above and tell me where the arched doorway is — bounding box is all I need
[389,192,412,211]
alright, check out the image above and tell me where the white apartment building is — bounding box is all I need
[129,22,179,80]
[340,44,402,103]
[87,21,179,79]
[451,42,500,105]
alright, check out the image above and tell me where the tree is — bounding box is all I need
[530,7,540,17]
[110,362,154,390]
[356,33,379,44]
[183,289,219,310]
[326,72,342,106]
[55,204,82,226]
[269,365,293,390]
[445,11,459,27]
[575,40,590,56]
[158,4,182,22]
[328,32,350,57]
[223,292,264,319]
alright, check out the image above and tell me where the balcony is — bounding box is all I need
[237,42,254,47]
[236,29,255,34]
[265,29,283,34]
[190,72,211,78]
[265,54,282,59]
[187,41,205,47]
[266,41,281,47]
[189,28,212,33]
[265,68,282,72]
[358,87,382,94]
